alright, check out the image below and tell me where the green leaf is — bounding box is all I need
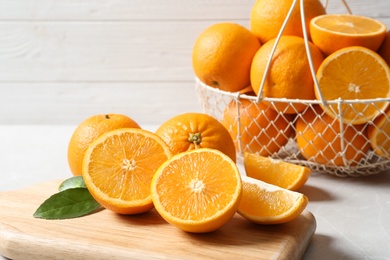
[59,176,86,191]
[33,188,102,220]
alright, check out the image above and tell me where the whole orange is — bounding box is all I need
[378,30,390,66]
[192,22,261,92]
[221,99,294,156]
[155,112,236,162]
[250,0,326,44]
[295,106,370,167]
[68,114,141,176]
[250,35,324,114]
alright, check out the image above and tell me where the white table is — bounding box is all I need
[1,124,389,260]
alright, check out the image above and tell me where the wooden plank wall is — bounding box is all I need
[0,0,389,125]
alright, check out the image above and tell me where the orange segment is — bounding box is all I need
[238,176,308,225]
[244,152,311,191]
[82,128,172,215]
[310,14,387,56]
[151,148,242,233]
[315,46,390,125]
[368,108,390,158]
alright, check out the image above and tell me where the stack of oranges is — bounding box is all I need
[192,0,390,173]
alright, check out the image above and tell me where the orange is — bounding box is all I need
[250,0,326,44]
[368,108,390,158]
[192,22,261,92]
[238,176,308,225]
[378,30,390,66]
[244,152,311,191]
[151,148,242,233]
[250,35,324,114]
[155,112,237,162]
[310,14,387,56]
[295,105,370,167]
[82,128,172,215]
[221,99,293,156]
[315,46,390,125]
[68,114,141,176]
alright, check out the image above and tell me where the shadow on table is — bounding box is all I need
[298,184,333,202]
[302,233,356,260]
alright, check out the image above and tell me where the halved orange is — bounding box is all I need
[315,46,390,125]
[368,108,390,158]
[238,176,308,225]
[151,148,242,233]
[310,14,387,56]
[82,128,172,215]
[244,152,311,191]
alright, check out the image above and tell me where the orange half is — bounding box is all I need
[310,14,387,56]
[315,46,390,125]
[151,148,242,233]
[82,128,172,215]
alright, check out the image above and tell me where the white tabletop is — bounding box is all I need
[1,124,389,260]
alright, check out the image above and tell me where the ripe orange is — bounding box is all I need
[378,30,390,66]
[192,22,261,92]
[244,152,311,191]
[82,128,172,215]
[250,35,324,114]
[310,14,387,56]
[295,106,370,167]
[368,108,390,158]
[155,112,237,162]
[250,0,326,44]
[68,114,141,176]
[238,176,308,225]
[315,46,390,125]
[151,148,242,233]
[221,99,293,156]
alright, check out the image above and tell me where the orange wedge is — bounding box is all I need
[82,128,172,215]
[151,148,242,233]
[310,14,387,56]
[238,176,308,225]
[315,46,390,125]
[244,152,311,191]
[368,108,390,158]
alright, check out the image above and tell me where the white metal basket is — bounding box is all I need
[194,0,390,177]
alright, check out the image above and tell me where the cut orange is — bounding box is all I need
[82,128,172,215]
[368,108,390,158]
[151,148,242,233]
[315,46,390,125]
[244,152,311,191]
[238,176,308,225]
[310,14,387,56]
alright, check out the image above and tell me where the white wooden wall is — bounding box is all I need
[0,0,389,125]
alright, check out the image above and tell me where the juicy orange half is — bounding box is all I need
[151,148,242,233]
[310,14,387,56]
[315,46,390,125]
[82,128,172,215]
[244,152,311,191]
[238,176,308,225]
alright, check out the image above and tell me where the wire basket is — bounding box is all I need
[194,0,390,177]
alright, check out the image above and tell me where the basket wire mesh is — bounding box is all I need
[195,0,390,177]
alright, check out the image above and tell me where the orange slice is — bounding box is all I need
[368,108,390,158]
[151,148,242,233]
[82,128,172,215]
[310,14,387,56]
[238,176,308,225]
[315,46,390,125]
[244,152,311,191]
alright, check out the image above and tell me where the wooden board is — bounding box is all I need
[0,180,316,260]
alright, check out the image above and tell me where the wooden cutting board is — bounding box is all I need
[0,180,316,260]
